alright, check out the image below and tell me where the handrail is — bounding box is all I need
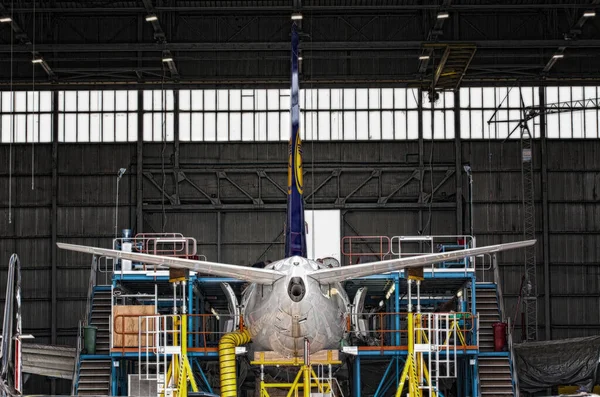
[341,236,391,265]
[492,253,507,322]
[507,317,520,397]
[83,256,98,326]
[71,320,83,395]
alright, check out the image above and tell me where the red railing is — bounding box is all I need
[341,236,391,265]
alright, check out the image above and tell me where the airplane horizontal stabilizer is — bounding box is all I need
[307,240,536,284]
[57,243,285,284]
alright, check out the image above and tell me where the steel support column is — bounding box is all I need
[50,89,59,395]
[454,90,463,234]
[418,89,424,235]
[136,90,144,234]
[353,355,361,397]
[539,88,551,340]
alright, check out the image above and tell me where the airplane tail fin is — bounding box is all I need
[284,22,307,258]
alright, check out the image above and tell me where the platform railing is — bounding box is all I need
[348,311,476,351]
[341,236,391,265]
[341,235,476,272]
[111,312,242,354]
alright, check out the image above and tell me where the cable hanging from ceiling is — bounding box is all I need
[8,0,14,225]
[31,0,36,190]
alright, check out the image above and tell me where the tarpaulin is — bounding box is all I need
[513,336,600,392]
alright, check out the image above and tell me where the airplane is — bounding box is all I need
[57,22,535,358]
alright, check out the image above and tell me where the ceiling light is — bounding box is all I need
[31,58,44,64]
[298,56,303,61]
[0,17,11,23]
[291,13,303,20]
[419,55,430,60]
[437,12,450,19]
[145,14,158,22]
[210,308,220,320]
[583,10,596,17]
[162,56,173,63]
[552,53,564,59]
[385,283,396,300]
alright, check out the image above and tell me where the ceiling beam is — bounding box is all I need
[2,40,600,53]
[0,2,56,80]
[543,1,600,73]
[140,0,179,80]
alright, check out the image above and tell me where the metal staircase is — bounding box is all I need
[469,284,515,396]
[74,286,113,396]
[89,287,112,355]
[430,44,477,91]
[76,359,112,396]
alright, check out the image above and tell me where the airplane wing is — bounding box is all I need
[307,240,536,284]
[57,243,285,284]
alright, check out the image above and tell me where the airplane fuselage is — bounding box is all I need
[241,256,349,357]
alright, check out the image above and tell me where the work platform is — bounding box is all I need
[68,232,518,397]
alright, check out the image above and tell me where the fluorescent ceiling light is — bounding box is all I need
[291,13,303,20]
[145,14,158,22]
[0,17,11,23]
[298,56,303,61]
[583,10,596,17]
[552,54,564,59]
[31,58,44,64]
[419,55,430,60]
[162,56,173,63]
[437,12,450,19]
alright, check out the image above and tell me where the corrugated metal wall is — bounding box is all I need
[1,139,598,391]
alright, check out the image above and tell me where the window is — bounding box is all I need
[143,90,173,141]
[58,90,138,142]
[1,91,52,143]
[460,87,539,139]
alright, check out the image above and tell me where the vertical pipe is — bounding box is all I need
[353,356,361,397]
[174,89,180,202]
[454,88,463,234]
[471,281,477,346]
[539,87,551,340]
[51,91,58,396]
[217,211,222,262]
[394,275,400,347]
[136,90,144,234]
[188,280,193,347]
[418,89,424,235]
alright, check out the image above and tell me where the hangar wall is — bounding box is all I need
[1,138,598,354]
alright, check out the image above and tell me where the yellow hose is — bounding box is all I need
[219,329,251,397]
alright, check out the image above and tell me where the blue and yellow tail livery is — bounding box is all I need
[284,23,307,259]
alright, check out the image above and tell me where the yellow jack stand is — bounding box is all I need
[396,279,437,397]
[163,314,198,396]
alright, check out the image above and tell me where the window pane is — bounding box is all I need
[115,91,128,111]
[318,89,330,110]
[78,91,90,111]
[268,89,279,110]
[230,113,242,141]
[319,112,330,140]
[103,113,115,142]
[255,112,267,141]
[115,113,127,142]
[268,111,279,141]
[230,90,241,111]
[217,112,229,141]
[64,91,76,112]
[331,89,342,110]
[191,113,203,141]
[40,114,52,142]
[280,111,290,141]
[369,111,380,140]
[192,90,203,110]
[242,112,254,141]
[344,111,355,140]
[78,114,90,142]
[179,113,191,141]
[369,88,380,109]
[179,90,191,111]
[331,111,342,140]
[64,114,77,142]
[344,89,355,109]
[128,115,137,142]
[217,90,229,111]
[407,111,418,139]
[204,90,216,111]
[91,91,102,111]
[356,111,368,139]
[204,112,216,141]
[90,113,101,142]
[103,91,115,111]
[356,89,368,110]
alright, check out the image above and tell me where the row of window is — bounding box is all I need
[0,87,599,142]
